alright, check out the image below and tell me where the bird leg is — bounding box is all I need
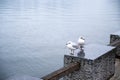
[72,50,74,55]
[70,50,74,55]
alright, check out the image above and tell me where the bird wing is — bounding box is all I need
[72,45,79,49]
[69,41,78,49]
[72,43,79,49]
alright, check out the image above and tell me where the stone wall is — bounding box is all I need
[110,34,120,57]
[110,35,120,44]
[93,50,115,80]
[64,56,93,80]
[116,47,120,56]
[63,49,115,80]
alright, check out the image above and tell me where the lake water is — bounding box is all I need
[0,0,120,80]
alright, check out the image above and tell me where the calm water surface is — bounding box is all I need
[0,0,120,80]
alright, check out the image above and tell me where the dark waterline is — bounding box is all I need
[0,0,120,80]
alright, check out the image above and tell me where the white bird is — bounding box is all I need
[66,41,78,55]
[78,37,85,49]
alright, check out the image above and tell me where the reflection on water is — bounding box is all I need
[0,0,120,80]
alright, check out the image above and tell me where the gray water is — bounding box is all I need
[0,0,120,80]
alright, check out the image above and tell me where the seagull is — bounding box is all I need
[66,41,78,55]
[78,37,85,49]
